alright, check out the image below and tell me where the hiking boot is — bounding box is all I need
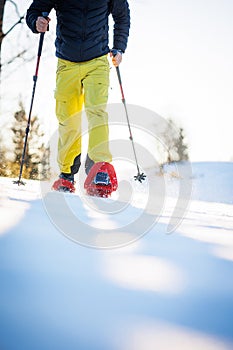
[85,154,94,175]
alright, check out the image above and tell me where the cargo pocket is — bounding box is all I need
[54,92,69,123]
[54,91,81,124]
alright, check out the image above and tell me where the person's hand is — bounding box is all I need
[36,16,50,33]
[110,50,122,67]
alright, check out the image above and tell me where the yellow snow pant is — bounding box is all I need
[54,55,112,174]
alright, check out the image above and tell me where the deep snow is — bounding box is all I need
[0,162,233,350]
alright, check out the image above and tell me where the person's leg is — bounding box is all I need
[55,58,83,175]
[82,55,112,166]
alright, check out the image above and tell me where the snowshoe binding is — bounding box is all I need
[84,162,118,198]
[52,173,75,193]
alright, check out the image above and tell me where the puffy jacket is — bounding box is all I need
[26,0,130,62]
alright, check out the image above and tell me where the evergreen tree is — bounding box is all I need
[1,101,50,180]
[0,131,7,176]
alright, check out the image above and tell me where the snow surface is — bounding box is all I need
[0,162,233,350]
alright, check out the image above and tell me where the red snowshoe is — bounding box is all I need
[52,177,75,193]
[84,162,118,198]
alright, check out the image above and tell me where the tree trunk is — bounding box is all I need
[0,0,6,81]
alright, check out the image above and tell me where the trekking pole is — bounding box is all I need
[111,50,146,182]
[14,12,49,186]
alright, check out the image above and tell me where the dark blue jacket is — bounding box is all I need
[26,0,130,62]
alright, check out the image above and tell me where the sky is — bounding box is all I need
[1,0,233,162]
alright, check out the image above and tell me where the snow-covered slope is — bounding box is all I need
[0,162,233,350]
[164,161,233,204]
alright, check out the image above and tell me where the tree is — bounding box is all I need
[159,118,189,166]
[0,101,50,180]
[0,129,7,175]
[0,1,6,74]
[176,127,189,161]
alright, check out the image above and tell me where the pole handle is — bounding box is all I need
[111,49,118,57]
[42,11,49,18]
[116,66,122,86]
[37,33,45,57]
[37,12,49,56]
[42,11,50,30]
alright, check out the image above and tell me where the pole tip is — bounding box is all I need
[13,180,26,186]
[134,173,146,183]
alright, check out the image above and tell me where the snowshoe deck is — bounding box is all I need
[84,162,118,198]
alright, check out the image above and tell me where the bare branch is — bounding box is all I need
[0,0,24,40]
[6,0,21,18]
[2,49,27,66]
[1,14,24,39]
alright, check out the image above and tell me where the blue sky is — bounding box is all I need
[1,0,233,161]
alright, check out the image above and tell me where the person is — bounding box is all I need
[26,0,130,196]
